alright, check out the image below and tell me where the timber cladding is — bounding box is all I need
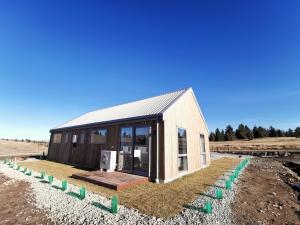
[48,118,163,181]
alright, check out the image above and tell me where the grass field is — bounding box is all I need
[19,157,239,218]
[0,139,48,157]
[210,137,300,151]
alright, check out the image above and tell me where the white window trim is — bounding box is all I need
[177,127,188,172]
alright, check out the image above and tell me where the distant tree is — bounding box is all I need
[253,126,258,138]
[215,129,221,141]
[225,125,235,141]
[209,132,216,141]
[295,127,300,138]
[276,129,285,137]
[245,125,254,140]
[287,128,294,137]
[235,124,247,139]
[220,129,225,141]
[268,126,277,137]
[256,126,268,138]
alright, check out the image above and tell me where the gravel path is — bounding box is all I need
[0,158,250,225]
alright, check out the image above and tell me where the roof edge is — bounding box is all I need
[50,114,162,132]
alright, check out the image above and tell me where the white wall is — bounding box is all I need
[162,88,210,182]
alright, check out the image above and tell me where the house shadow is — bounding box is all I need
[67,191,82,200]
[183,204,205,212]
[91,201,111,213]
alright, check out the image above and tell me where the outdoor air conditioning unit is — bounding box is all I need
[100,150,117,172]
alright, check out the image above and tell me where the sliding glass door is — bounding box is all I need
[119,127,133,172]
[119,126,150,176]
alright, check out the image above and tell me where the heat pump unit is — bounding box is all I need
[100,150,117,172]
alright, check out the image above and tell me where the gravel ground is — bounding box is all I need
[0,158,249,225]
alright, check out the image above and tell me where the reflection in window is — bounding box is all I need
[80,132,85,144]
[64,133,69,144]
[178,128,188,171]
[53,133,62,143]
[91,128,107,144]
[135,127,149,146]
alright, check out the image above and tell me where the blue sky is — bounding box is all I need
[0,0,299,140]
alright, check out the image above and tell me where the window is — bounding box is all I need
[90,128,107,144]
[178,128,188,171]
[135,127,149,146]
[53,133,62,143]
[64,133,69,143]
[200,134,207,166]
[80,132,85,144]
[72,134,78,147]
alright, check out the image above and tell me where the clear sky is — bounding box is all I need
[0,0,299,140]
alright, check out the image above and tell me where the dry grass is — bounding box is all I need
[0,140,48,157]
[19,157,239,218]
[210,137,300,151]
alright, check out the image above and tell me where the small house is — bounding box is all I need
[48,87,210,183]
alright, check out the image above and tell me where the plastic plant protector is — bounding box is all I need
[62,180,67,191]
[203,201,212,214]
[225,180,231,190]
[48,175,54,184]
[111,195,118,214]
[80,187,86,200]
[216,188,223,199]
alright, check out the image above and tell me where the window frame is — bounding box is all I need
[177,127,188,172]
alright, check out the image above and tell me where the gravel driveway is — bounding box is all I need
[0,158,248,225]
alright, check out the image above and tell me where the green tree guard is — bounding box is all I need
[48,175,54,184]
[203,201,212,214]
[62,180,67,191]
[41,171,45,179]
[234,170,239,178]
[27,170,32,176]
[216,188,223,199]
[230,174,235,182]
[17,165,20,170]
[3,159,7,164]
[80,187,86,200]
[225,180,231,190]
[111,195,118,214]
[23,168,27,173]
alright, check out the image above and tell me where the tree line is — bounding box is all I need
[209,124,300,142]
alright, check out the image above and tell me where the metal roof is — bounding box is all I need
[53,88,188,130]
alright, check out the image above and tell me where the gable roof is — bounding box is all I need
[52,88,188,130]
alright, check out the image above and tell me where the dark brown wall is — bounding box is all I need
[47,118,164,181]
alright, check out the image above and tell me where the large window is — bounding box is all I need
[53,133,62,143]
[90,128,107,144]
[178,128,188,171]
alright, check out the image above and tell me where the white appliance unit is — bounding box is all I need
[100,150,117,172]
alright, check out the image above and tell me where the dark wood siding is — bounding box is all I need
[47,118,164,181]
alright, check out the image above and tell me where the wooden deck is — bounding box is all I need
[72,171,149,191]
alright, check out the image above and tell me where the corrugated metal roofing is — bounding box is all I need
[53,88,188,130]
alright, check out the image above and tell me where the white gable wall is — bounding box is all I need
[162,88,210,182]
